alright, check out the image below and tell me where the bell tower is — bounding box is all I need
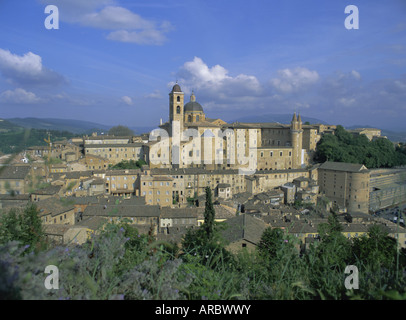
[291,112,303,168]
[169,82,184,128]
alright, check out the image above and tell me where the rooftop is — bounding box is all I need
[0,165,31,180]
[318,161,369,173]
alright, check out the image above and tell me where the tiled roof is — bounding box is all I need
[0,165,31,180]
[221,214,269,244]
[319,161,369,172]
[83,204,160,217]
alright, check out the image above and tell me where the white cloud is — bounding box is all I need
[144,90,162,99]
[120,95,133,105]
[173,57,262,97]
[351,70,361,80]
[39,1,172,45]
[0,88,43,104]
[107,29,167,45]
[270,67,319,93]
[82,6,154,30]
[0,48,65,86]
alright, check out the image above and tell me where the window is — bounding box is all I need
[196,115,200,122]
[176,106,180,114]
[177,96,180,102]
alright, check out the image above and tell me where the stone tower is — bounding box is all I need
[291,112,303,168]
[169,83,184,130]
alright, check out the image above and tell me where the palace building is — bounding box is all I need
[149,83,332,172]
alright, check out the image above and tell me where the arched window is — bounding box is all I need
[196,115,200,122]
[177,96,180,102]
[188,115,192,122]
[176,106,180,114]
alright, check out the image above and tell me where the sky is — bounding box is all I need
[0,0,405,131]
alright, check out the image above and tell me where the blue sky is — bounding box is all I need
[0,0,405,131]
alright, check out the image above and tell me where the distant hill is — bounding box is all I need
[6,118,112,135]
[0,118,23,133]
[227,113,329,125]
[6,117,156,136]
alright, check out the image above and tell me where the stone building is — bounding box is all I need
[0,165,31,195]
[84,142,144,165]
[318,161,370,213]
[369,167,406,211]
[148,83,327,172]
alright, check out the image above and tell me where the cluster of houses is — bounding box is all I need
[0,84,405,252]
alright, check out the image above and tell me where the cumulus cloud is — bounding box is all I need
[0,49,65,87]
[173,57,262,98]
[270,67,319,93]
[120,95,133,105]
[82,6,154,30]
[0,88,43,104]
[39,1,172,45]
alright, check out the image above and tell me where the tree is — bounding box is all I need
[108,125,134,136]
[258,227,292,259]
[182,187,227,260]
[109,159,146,170]
[314,125,406,168]
[351,224,397,270]
[0,204,44,252]
[203,187,216,241]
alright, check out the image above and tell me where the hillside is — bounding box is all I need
[6,118,112,135]
[0,118,23,133]
[0,126,78,155]
[6,117,155,135]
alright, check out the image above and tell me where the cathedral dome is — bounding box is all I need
[184,101,203,112]
[184,91,203,112]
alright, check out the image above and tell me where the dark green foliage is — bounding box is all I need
[0,204,45,253]
[351,225,398,270]
[314,125,406,168]
[108,125,134,137]
[203,187,215,241]
[0,207,405,300]
[258,227,291,259]
[182,187,228,253]
[109,159,146,170]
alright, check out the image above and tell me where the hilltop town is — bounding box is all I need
[1,83,405,252]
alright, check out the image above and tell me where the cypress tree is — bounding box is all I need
[203,187,215,241]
